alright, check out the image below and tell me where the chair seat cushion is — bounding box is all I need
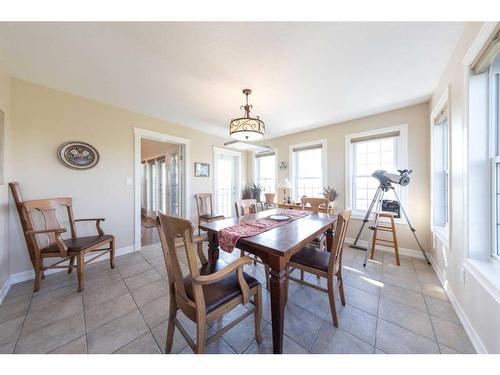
[290,244,331,272]
[41,235,113,254]
[183,260,259,313]
[199,214,225,220]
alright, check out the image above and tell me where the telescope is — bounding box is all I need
[371,169,412,190]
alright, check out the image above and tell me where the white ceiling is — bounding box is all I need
[0,22,465,139]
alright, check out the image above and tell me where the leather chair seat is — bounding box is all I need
[183,260,259,313]
[290,244,331,273]
[41,234,113,254]
[199,214,225,220]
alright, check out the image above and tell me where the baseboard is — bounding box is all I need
[0,245,136,304]
[344,237,425,259]
[429,254,488,354]
[0,277,13,304]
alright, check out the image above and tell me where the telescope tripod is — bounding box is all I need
[350,185,431,266]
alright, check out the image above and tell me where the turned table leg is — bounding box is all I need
[269,256,287,354]
[207,230,220,263]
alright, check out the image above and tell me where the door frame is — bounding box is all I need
[133,127,191,250]
[213,146,242,218]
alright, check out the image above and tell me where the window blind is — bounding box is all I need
[255,151,275,158]
[471,24,500,75]
[292,144,323,152]
[350,131,400,144]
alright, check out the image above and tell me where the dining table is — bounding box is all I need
[198,208,337,354]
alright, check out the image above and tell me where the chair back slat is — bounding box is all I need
[157,213,200,302]
[195,193,213,216]
[301,197,329,213]
[234,199,256,217]
[23,198,75,250]
[328,210,352,275]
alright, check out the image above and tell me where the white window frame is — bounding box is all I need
[289,139,327,202]
[345,125,409,222]
[430,87,450,245]
[490,56,500,261]
[253,149,278,195]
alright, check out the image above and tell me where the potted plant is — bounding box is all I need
[250,181,264,202]
[241,183,252,199]
[322,186,338,213]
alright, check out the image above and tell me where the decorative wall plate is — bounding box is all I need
[279,161,288,170]
[57,141,99,170]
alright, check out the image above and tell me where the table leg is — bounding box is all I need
[269,257,286,354]
[207,230,220,263]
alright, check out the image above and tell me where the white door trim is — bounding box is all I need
[133,127,191,251]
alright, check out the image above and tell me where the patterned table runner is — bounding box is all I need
[218,209,311,252]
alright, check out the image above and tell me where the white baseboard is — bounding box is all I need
[0,277,13,304]
[344,237,426,259]
[0,245,135,304]
[429,254,488,354]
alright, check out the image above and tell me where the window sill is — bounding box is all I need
[351,212,408,226]
[463,258,500,304]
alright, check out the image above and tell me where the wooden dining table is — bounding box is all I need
[198,208,337,354]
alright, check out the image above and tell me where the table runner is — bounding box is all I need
[218,209,311,252]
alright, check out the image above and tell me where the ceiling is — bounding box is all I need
[0,22,465,139]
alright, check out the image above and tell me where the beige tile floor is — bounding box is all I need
[0,244,475,354]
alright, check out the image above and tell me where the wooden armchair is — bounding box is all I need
[195,193,225,235]
[157,213,262,354]
[286,210,351,326]
[234,200,270,289]
[9,182,115,292]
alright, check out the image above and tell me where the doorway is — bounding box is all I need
[213,147,241,218]
[134,128,191,250]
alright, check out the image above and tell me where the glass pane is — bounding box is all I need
[497,163,500,256]
[256,154,276,196]
[352,136,398,211]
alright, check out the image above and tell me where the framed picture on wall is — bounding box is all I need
[194,162,210,177]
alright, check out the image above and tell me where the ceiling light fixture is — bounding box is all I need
[229,89,265,141]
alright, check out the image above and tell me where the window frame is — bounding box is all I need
[490,55,500,261]
[289,139,327,202]
[345,125,409,221]
[253,149,278,196]
[430,87,451,244]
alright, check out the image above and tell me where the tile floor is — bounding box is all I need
[0,244,475,354]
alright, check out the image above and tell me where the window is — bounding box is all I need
[290,141,326,200]
[491,55,500,258]
[346,126,407,216]
[431,102,449,230]
[254,152,276,197]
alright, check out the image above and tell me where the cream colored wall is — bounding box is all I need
[141,139,178,161]
[429,22,499,353]
[0,64,11,293]
[7,79,247,276]
[253,102,431,252]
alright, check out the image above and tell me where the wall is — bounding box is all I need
[140,139,179,161]
[0,64,11,301]
[253,102,431,253]
[429,22,499,353]
[6,79,247,277]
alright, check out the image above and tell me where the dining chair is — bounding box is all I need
[286,210,351,326]
[195,193,225,235]
[9,182,115,292]
[301,197,330,249]
[234,199,270,289]
[157,213,262,353]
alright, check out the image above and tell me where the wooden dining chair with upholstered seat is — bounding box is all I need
[195,193,225,235]
[286,210,351,326]
[234,199,270,289]
[9,182,115,292]
[301,197,330,249]
[157,213,263,354]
